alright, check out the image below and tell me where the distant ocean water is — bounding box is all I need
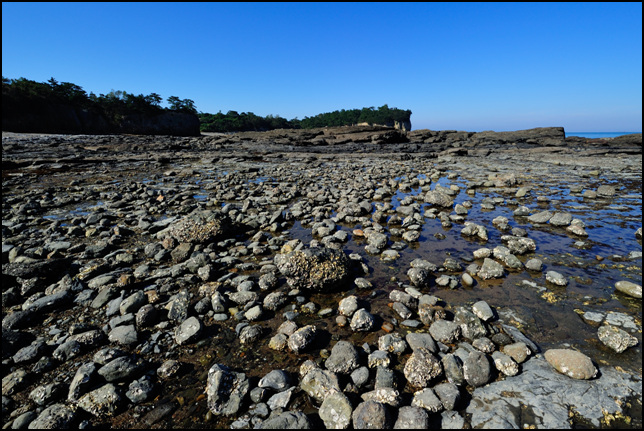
[566,132,640,139]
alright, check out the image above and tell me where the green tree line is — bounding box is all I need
[2,76,198,124]
[3,76,411,133]
[199,104,412,133]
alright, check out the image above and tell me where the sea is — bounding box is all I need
[566,131,641,139]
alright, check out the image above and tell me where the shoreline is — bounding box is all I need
[2,129,641,429]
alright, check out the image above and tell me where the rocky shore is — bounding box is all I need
[2,126,642,429]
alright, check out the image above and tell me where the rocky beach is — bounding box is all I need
[2,126,642,429]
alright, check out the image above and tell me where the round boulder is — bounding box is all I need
[275,247,351,292]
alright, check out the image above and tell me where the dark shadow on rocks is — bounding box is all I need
[308,329,332,352]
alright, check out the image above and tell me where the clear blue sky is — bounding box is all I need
[2,2,642,132]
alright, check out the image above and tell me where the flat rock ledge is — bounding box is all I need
[467,354,641,429]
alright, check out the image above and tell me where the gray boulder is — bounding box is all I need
[259,411,311,429]
[463,351,492,387]
[424,189,454,207]
[429,319,461,344]
[393,405,429,429]
[288,325,316,353]
[175,316,203,345]
[300,368,341,403]
[350,308,375,332]
[319,391,353,429]
[325,340,362,374]
[164,210,234,244]
[27,404,76,429]
[352,400,392,429]
[477,258,504,279]
[206,364,249,415]
[258,369,292,392]
[77,383,122,416]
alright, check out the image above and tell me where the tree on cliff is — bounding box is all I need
[298,105,411,129]
[167,96,197,114]
[197,104,412,133]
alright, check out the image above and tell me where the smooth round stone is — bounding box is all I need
[614,280,642,299]
[351,366,370,388]
[244,305,263,321]
[581,311,604,326]
[400,319,422,328]
[544,349,598,380]
[461,273,474,287]
[258,369,292,392]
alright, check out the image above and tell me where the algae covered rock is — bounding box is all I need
[275,247,351,292]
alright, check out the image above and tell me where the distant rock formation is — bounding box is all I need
[393,119,412,132]
[356,120,412,132]
[407,127,566,146]
[471,127,566,145]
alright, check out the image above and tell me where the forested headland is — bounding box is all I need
[2,77,200,135]
[2,77,412,135]
[198,105,412,133]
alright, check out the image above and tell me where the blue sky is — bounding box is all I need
[2,2,642,132]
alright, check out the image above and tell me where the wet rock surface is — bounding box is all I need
[1,128,641,429]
